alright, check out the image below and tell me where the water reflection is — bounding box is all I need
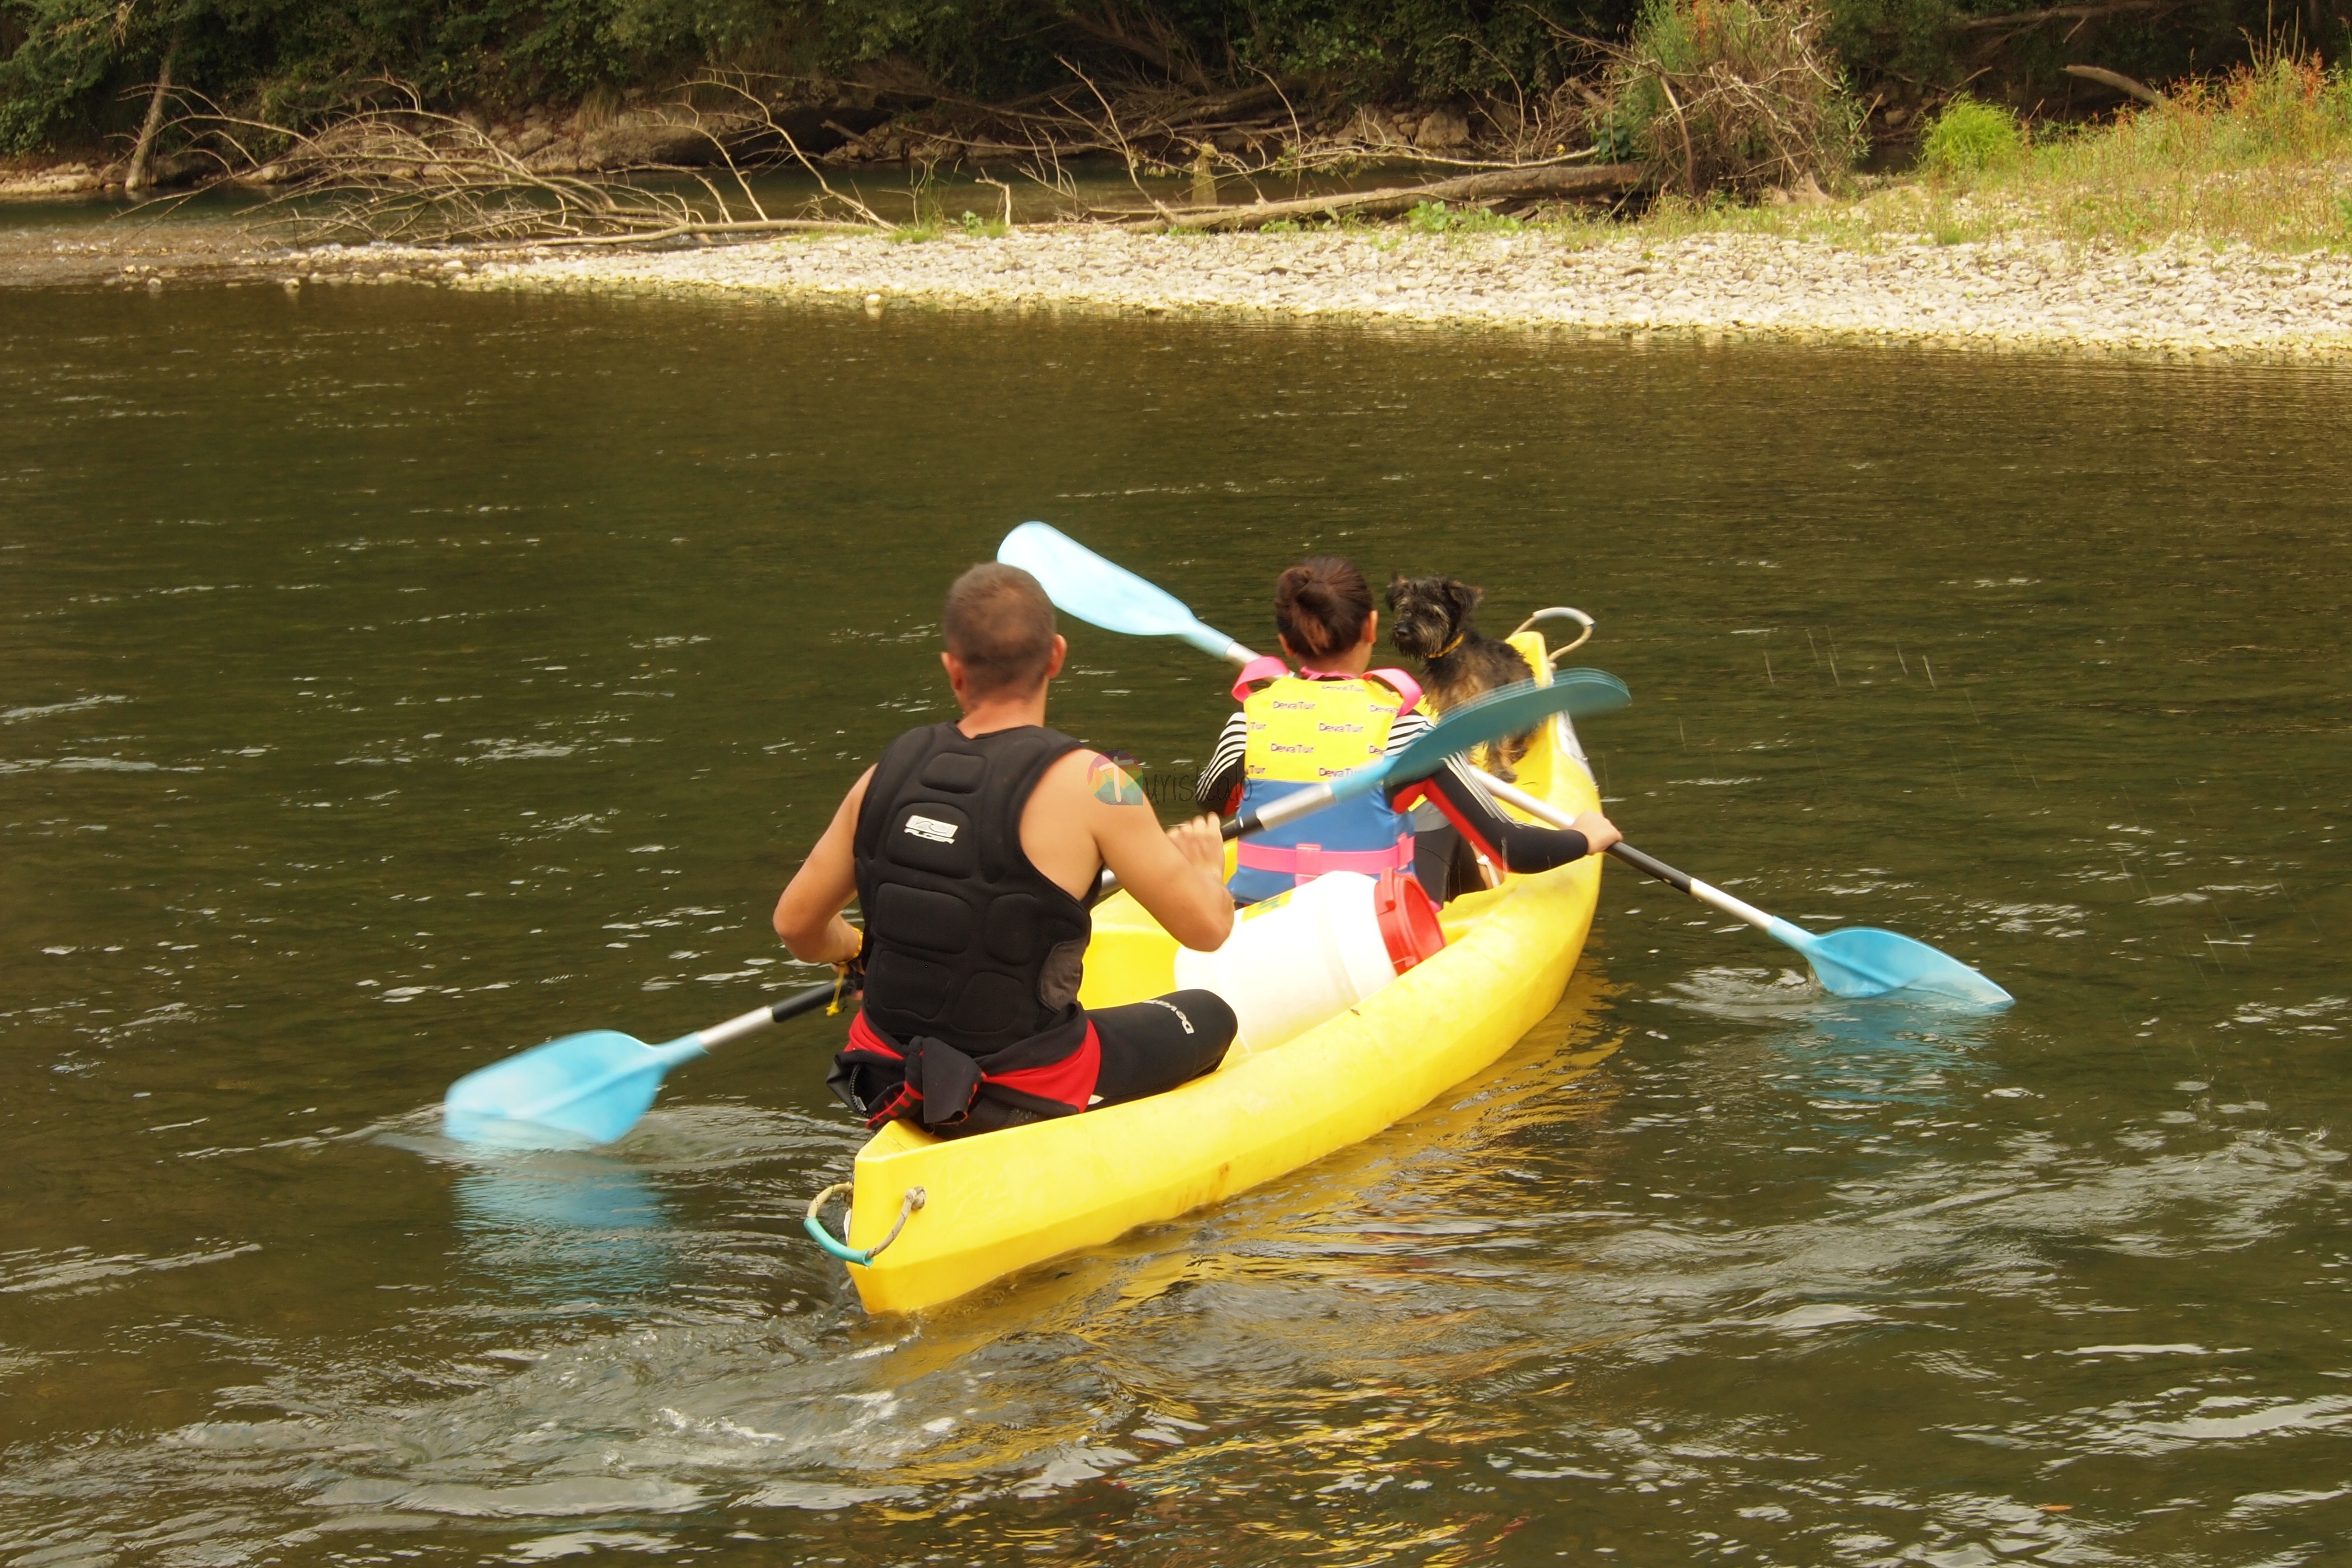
[449,1151,675,1300]
[1656,963,2007,1146]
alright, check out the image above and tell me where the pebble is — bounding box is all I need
[466,228,2352,358]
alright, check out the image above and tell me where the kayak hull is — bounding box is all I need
[834,633,1601,1315]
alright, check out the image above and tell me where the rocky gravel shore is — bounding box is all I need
[23,218,2350,358]
[470,227,2352,358]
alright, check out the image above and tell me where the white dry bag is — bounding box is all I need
[1174,868,1447,1054]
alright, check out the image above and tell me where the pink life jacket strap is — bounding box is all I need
[1367,667,1424,713]
[1230,654,1290,701]
[1231,834,1416,882]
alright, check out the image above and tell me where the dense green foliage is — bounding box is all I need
[1919,93,2020,174]
[0,0,1655,153]
[0,0,2339,156]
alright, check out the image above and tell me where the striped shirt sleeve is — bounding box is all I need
[1384,709,1430,757]
[1195,711,1250,814]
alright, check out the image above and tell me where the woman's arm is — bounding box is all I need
[1400,761,1619,873]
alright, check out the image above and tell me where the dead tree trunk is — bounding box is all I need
[1136,163,1647,232]
[125,29,183,192]
[2062,64,2165,105]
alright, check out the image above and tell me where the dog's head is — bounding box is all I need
[1385,574,1482,659]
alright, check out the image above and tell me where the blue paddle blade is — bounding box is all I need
[998,523,1239,660]
[1765,919,2014,1008]
[442,1030,708,1149]
[1376,671,1632,792]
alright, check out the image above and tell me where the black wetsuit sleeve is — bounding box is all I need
[1195,712,1248,817]
[1391,760,1590,872]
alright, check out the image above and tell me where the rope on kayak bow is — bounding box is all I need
[803,1182,926,1266]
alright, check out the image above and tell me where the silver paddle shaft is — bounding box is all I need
[698,1006,778,1049]
[695,982,842,1049]
[1461,763,1776,934]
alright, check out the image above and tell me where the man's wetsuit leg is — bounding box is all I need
[1088,991,1237,1106]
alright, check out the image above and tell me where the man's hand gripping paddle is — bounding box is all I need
[999,521,2012,1009]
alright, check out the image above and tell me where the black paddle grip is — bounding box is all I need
[770,981,842,1024]
[1608,841,1693,895]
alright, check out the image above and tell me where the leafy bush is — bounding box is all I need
[1407,198,1520,232]
[1604,0,1861,197]
[1919,95,2020,175]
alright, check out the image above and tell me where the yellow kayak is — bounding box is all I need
[824,631,1603,1314]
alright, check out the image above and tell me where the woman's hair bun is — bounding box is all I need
[1273,556,1371,660]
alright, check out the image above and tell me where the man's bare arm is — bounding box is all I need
[773,767,873,965]
[1080,755,1234,952]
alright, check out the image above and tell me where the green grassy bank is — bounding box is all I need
[1514,52,2352,254]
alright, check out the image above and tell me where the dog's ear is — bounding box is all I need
[1446,581,1484,623]
[1384,572,1408,609]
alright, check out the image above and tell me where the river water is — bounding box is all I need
[2,282,2347,1566]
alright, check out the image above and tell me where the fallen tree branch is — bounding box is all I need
[542,216,881,246]
[1127,162,1646,230]
[2062,63,2166,104]
[1949,0,2180,31]
[180,79,898,245]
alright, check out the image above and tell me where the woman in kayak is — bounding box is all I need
[1195,555,1620,904]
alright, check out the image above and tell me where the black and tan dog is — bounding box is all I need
[1385,573,1538,780]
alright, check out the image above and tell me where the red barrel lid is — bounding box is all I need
[1373,868,1448,975]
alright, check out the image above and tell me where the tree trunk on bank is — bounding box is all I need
[1135,162,1648,232]
[2062,64,2165,105]
[125,32,182,192]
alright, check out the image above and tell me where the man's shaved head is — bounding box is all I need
[942,563,1058,699]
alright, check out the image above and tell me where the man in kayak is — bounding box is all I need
[1196,555,1620,902]
[774,563,1239,1139]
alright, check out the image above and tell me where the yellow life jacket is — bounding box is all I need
[1227,658,1422,902]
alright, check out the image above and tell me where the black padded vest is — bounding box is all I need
[851,722,1094,1059]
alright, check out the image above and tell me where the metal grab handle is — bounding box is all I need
[1509,607,1595,659]
[803,1182,926,1266]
